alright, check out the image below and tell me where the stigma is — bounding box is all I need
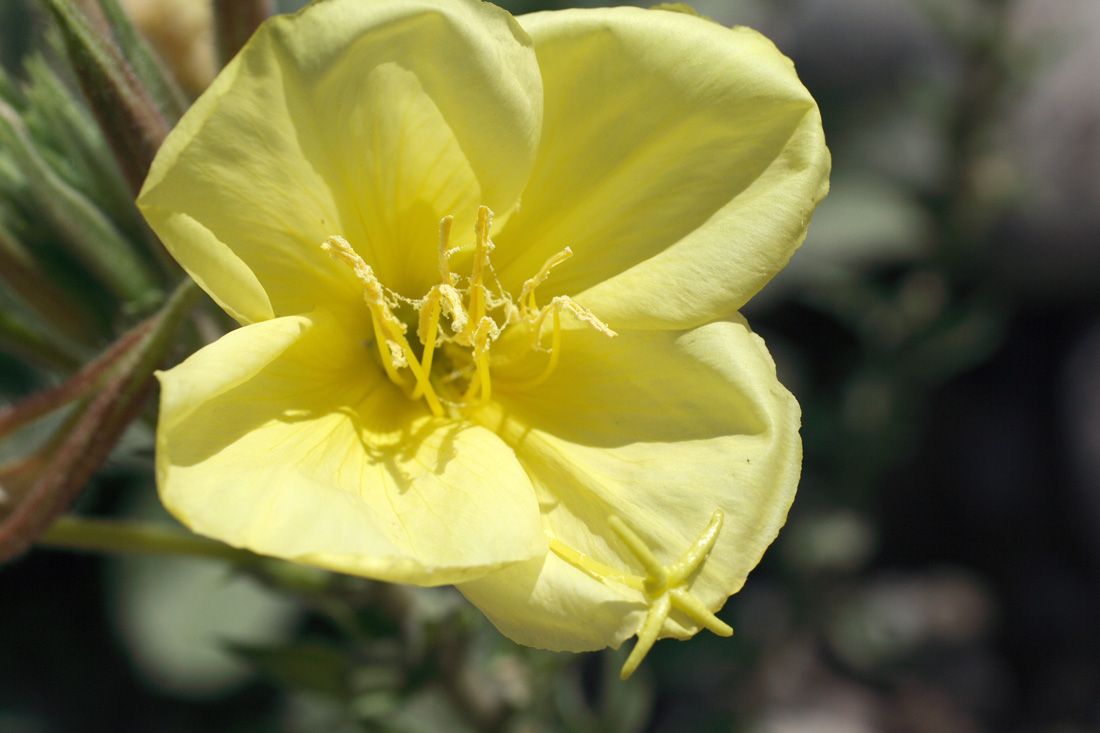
[323,206,615,417]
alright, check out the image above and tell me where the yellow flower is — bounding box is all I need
[138,0,829,675]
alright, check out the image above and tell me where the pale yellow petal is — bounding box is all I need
[466,316,800,649]
[278,0,541,230]
[139,0,542,322]
[308,61,482,297]
[139,29,351,325]
[497,7,829,328]
[458,551,643,653]
[156,311,545,585]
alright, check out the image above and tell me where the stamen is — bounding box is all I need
[324,209,613,417]
[506,297,615,392]
[386,339,407,369]
[393,337,445,417]
[323,236,444,417]
[411,294,441,400]
[441,286,468,334]
[418,284,467,341]
[466,206,493,330]
[476,353,491,403]
[438,216,454,286]
[543,296,617,339]
[322,236,406,338]
[413,283,466,402]
[370,311,408,387]
[519,247,573,315]
[462,317,499,404]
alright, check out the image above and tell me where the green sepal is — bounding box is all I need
[40,0,170,194]
[21,53,140,229]
[97,0,187,122]
[0,97,160,303]
[0,278,200,563]
[0,304,84,371]
[0,223,96,355]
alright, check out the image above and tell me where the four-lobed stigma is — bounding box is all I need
[324,205,615,417]
[549,509,732,679]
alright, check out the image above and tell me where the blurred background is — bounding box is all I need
[2,0,1099,730]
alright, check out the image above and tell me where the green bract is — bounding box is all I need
[138,0,829,674]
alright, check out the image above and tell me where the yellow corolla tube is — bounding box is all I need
[138,0,829,677]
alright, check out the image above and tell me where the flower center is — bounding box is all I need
[323,205,615,417]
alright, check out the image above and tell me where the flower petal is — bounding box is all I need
[156,311,545,585]
[459,552,642,653]
[461,316,800,649]
[497,7,829,329]
[139,0,542,322]
[309,61,484,297]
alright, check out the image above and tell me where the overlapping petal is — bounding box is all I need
[461,316,801,649]
[156,311,545,584]
[495,7,829,330]
[458,552,643,653]
[138,0,542,323]
[140,0,826,664]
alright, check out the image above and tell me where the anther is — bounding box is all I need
[322,236,405,338]
[461,316,499,404]
[323,236,444,417]
[437,216,454,286]
[466,206,493,331]
[520,247,573,315]
[507,297,616,391]
[324,208,615,417]
[412,294,441,401]
[545,297,617,339]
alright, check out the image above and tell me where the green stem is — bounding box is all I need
[37,515,336,593]
[37,515,258,562]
